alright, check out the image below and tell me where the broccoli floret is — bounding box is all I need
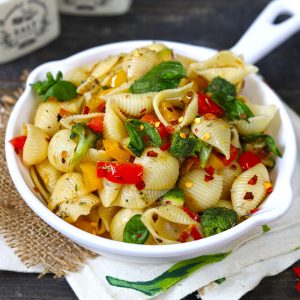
[70,123,98,169]
[201,207,238,237]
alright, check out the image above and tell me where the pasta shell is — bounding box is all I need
[98,206,120,232]
[230,125,241,149]
[23,124,49,167]
[60,112,103,129]
[102,92,156,117]
[29,166,49,203]
[84,148,112,164]
[48,129,77,172]
[103,101,127,141]
[189,51,258,84]
[49,172,86,211]
[153,83,198,130]
[35,159,62,193]
[77,55,121,94]
[144,43,168,52]
[112,185,168,209]
[57,193,100,223]
[220,161,242,199]
[134,147,179,190]
[192,117,231,159]
[216,199,233,210]
[34,100,61,136]
[98,179,121,207]
[103,80,134,97]
[60,96,84,114]
[141,205,198,244]
[110,208,143,242]
[231,163,270,217]
[178,169,223,212]
[231,104,277,135]
[122,48,160,80]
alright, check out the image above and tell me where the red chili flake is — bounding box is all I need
[160,142,171,151]
[203,113,217,120]
[190,226,202,240]
[136,233,142,238]
[178,230,189,243]
[96,102,106,113]
[171,121,178,125]
[248,175,258,185]
[140,108,147,114]
[292,267,300,278]
[240,113,247,119]
[147,150,158,157]
[204,166,215,176]
[204,175,214,182]
[33,186,39,193]
[83,105,90,114]
[135,180,146,190]
[165,126,175,134]
[244,192,254,200]
[266,187,273,194]
[152,214,158,222]
[143,135,150,143]
[182,207,200,222]
[249,208,260,214]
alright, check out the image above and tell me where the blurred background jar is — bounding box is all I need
[0,0,60,64]
[59,0,133,16]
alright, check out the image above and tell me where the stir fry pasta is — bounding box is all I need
[9,44,282,245]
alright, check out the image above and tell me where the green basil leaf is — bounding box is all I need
[125,121,146,157]
[169,132,198,158]
[129,61,186,94]
[123,214,149,244]
[241,134,282,157]
[32,71,77,102]
[205,77,254,120]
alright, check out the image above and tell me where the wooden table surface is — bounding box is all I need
[0,0,299,299]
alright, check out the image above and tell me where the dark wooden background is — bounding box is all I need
[0,0,299,299]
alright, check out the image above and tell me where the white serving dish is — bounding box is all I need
[59,0,132,16]
[0,0,60,64]
[4,0,300,263]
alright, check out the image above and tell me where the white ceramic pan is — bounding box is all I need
[5,0,300,263]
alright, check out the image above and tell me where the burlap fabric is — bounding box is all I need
[0,71,94,277]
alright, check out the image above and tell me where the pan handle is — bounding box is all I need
[230,0,300,63]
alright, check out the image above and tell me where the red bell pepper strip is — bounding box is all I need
[87,115,104,133]
[182,207,200,222]
[197,92,224,117]
[190,226,203,240]
[238,151,261,171]
[9,136,27,154]
[97,162,143,184]
[215,145,239,166]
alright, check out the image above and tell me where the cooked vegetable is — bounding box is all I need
[215,145,239,166]
[157,48,174,61]
[140,114,169,138]
[129,61,186,94]
[32,71,77,101]
[123,214,149,244]
[241,134,282,157]
[205,77,254,120]
[125,119,162,157]
[97,161,143,184]
[87,115,104,133]
[159,189,185,206]
[80,162,102,192]
[201,207,238,237]
[103,139,131,161]
[262,224,271,233]
[238,151,261,170]
[9,135,27,154]
[197,92,224,117]
[70,123,99,169]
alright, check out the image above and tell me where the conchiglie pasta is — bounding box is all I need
[98,179,122,207]
[34,100,61,136]
[48,129,77,172]
[231,104,277,135]
[141,205,199,244]
[192,117,231,159]
[102,92,156,117]
[57,193,100,223]
[134,147,179,190]
[230,125,241,149]
[189,51,258,84]
[60,96,84,114]
[84,148,112,164]
[220,162,242,199]
[60,112,103,129]
[231,163,270,217]
[35,159,62,193]
[122,48,160,80]
[49,172,86,211]
[178,169,223,212]
[23,124,49,166]
[216,199,233,210]
[153,83,198,129]
[110,208,143,242]
[98,206,120,232]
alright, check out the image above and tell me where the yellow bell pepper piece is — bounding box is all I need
[160,101,181,123]
[80,162,102,193]
[206,153,225,170]
[103,139,131,161]
[110,70,127,88]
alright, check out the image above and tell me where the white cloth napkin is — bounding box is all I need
[1,106,299,300]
